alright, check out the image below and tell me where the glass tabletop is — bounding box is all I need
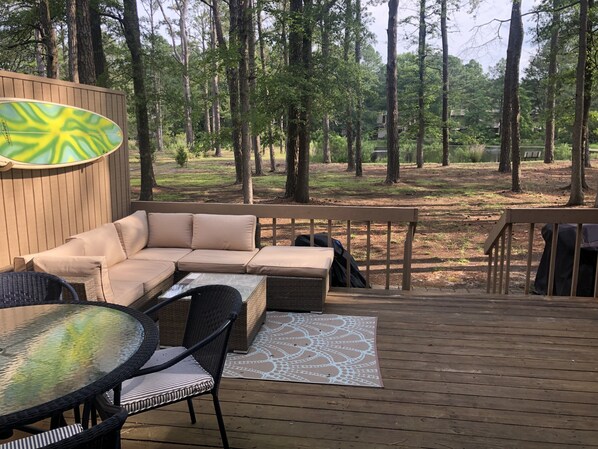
[162,272,265,303]
[0,302,156,427]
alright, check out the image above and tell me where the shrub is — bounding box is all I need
[174,144,189,167]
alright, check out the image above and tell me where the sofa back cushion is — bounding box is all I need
[33,255,114,302]
[192,214,256,251]
[68,223,127,267]
[147,213,193,248]
[114,210,149,257]
[13,238,86,272]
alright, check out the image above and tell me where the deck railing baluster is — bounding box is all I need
[547,223,558,297]
[524,223,535,295]
[570,223,583,297]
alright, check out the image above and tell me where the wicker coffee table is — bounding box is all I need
[158,272,266,353]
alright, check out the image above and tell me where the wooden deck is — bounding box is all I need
[118,290,598,448]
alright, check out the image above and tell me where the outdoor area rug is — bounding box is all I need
[223,312,383,387]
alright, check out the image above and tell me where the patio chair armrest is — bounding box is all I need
[131,316,237,377]
[61,275,97,301]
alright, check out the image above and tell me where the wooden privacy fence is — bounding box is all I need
[132,201,418,290]
[484,208,598,297]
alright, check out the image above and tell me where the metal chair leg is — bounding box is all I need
[212,392,229,449]
[187,398,196,424]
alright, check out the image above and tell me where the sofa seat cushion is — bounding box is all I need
[148,213,193,248]
[109,259,175,294]
[110,280,145,308]
[129,248,192,264]
[114,210,149,257]
[177,249,259,274]
[14,239,85,272]
[247,246,334,279]
[192,214,256,251]
[68,223,127,267]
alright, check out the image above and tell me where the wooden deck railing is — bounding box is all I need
[131,201,418,290]
[484,208,598,296]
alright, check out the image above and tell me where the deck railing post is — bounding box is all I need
[570,223,583,297]
[547,223,559,297]
[402,222,415,291]
[524,223,535,295]
[505,224,513,295]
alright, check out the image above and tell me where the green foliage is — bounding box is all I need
[174,143,189,167]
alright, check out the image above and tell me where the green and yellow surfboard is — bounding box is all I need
[0,99,123,169]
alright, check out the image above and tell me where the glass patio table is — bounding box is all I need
[0,302,158,432]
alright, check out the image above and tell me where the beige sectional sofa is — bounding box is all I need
[14,211,334,312]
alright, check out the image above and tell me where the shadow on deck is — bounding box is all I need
[121,290,598,448]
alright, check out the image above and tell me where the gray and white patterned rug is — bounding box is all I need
[223,312,383,387]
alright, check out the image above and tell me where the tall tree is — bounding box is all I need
[158,0,194,150]
[386,0,400,184]
[320,10,332,164]
[210,9,222,157]
[248,0,263,176]
[77,0,96,85]
[508,0,524,193]
[544,0,560,164]
[354,0,363,177]
[344,0,355,172]
[569,0,589,205]
[416,0,426,168]
[123,0,154,200]
[238,0,254,203]
[440,0,449,166]
[66,0,79,82]
[39,0,58,78]
[257,8,276,170]
[90,0,108,86]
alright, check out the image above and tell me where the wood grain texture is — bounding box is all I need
[0,70,129,271]
[112,292,598,448]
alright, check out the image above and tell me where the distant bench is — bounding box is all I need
[371,147,387,162]
[523,150,542,160]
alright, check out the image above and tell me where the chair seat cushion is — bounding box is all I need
[247,246,334,278]
[177,249,258,274]
[129,247,192,263]
[0,424,83,449]
[108,259,175,293]
[118,346,214,414]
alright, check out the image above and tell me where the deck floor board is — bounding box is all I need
[101,292,598,446]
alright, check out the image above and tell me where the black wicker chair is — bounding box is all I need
[0,272,78,307]
[0,400,127,449]
[109,285,242,449]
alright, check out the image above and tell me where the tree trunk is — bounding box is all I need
[90,0,107,86]
[344,0,355,172]
[583,0,593,173]
[123,0,153,200]
[354,0,363,177]
[385,0,400,184]
[77,0,96,85]
[180,1,194,150]
[570,0,588,206]
[285,0,302,198]
[295,0,312,203]
[238,0,254,203]
[257,9,276,171]
[321,14,331,164]
[416,0,426,168]
[211,0,243,182]
[210,11,222,157]
[40,0,58,78]
[544,0,559,164]
[34,29,45,77]
[66,0,78,82]
[441,0,449,166]
[509,0,523,193]
[248,0,263,176]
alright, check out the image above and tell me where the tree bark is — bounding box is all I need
[385,0,400,184]
[569,0,588,206]
[77,0,96,85]
[66,0,78,82]
[441,0,449,166]
[257,9,276,171]
[39,0,58,79]
[582,0,593,173]
[416,0,426,168]
[344,0,355,171]
[509,0,523,193]
[321,15,331,164]
[238,0,254,203]
[248,0,263,176]
[544,0,559,164]
[210,10,222,157]
[285,0,303,199]
[123,0,153,200]
[354,0,363,177]
[90,1,108,86]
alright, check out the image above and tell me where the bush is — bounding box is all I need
[174,144,189,167]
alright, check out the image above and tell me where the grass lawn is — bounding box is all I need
[130,151,598,291]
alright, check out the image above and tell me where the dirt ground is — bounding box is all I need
[135,158,598,292]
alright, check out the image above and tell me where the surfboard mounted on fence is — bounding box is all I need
[0,99,123,170]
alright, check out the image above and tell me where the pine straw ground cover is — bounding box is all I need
[131,152,598,292]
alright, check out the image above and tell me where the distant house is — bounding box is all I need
[377,113,387,139]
